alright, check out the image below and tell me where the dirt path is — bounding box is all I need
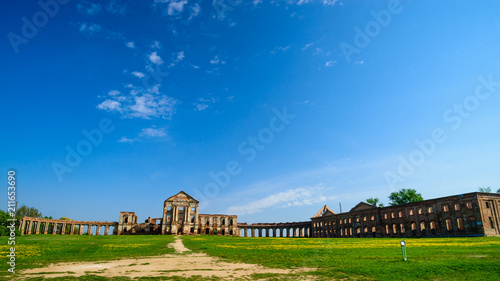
[20,237,313,280]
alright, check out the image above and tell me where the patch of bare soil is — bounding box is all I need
[20,237,314,280]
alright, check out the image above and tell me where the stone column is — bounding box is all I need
[258,228,262,237]
[20,220,26,235]
[79,224,84,235]
[52,223,57,235]
[299,227,303,237]
[35,221,40,234]
[61,223,66,235]
[96,225,101,236]
[105,225,109,235]
[251,228,255,237]
[43,222,49,234]
[70,224,75,235]
[273,228,277,237]
[88,225,92,235]
[280,228,284,237]
[244,228,248,237]
[27,220,33,235]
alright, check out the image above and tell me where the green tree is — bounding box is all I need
[478,187,492,193]
[497,188,500,194]
[388,189,423,206]
[16,205,42,218]
[366,197,384,207]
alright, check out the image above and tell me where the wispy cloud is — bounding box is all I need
[271,45,290,54]
[106,0,127,15]
[210,55,225,64]
[131,71,145,78]
[325,60,336,67]
[189,3,201,19]
[227,184,336,215]
[118,127,167,143]
[139,127,167,137]
[77,1,102,16]
[125,41,135,49]
[151,40,161,49]
[302,42,314,51]
[79,23,101,35]
[97,84,179,120]
[194,97,215,111]
[97,99,121,112]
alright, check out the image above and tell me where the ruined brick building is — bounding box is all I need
[20,191,499,238]
[117,191,238,235]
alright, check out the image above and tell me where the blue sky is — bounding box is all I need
[2,0,500,224]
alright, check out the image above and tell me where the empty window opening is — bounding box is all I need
[446,219,452,231]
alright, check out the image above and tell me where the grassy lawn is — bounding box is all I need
[0,235,176,276]
[182,235,500,280]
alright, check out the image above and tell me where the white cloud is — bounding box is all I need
[325,60,336,67]
[97,99,121,111]
[166,0,188,16]
[79,23,101,35]
[194,97,215,111]
[108,90,120,96]
[196,104,209,111]
[226,185,336,215]
[131,71,145,78]
[149,52,164,65]
[323,0,339,5]
[176,51,185,61]
[253,0,262,6]
[210,55,225,64]
[118,136,135,143]
[129,93,178,119]
[355,60,364,65]
[189,3,201,19]
[139,127,167,137]
[302,42,314,51]
[97,85,179,120]
[77,1,102,16]
[125,41,135,49]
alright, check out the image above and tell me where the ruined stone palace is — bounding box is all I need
[20,191,500,238]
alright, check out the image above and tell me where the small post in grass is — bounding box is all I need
[400,240,407,261]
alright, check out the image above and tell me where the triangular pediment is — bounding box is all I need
[166,191,199,203]
[350,202,377,212]
[312,205,336,218]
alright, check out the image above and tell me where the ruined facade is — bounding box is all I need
[20,191,499,238]
[310,192,500,238]
[116,191,238,236]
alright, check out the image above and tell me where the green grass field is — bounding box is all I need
[1,235,499,280]
[183,236,500,280]
[0,235,176,277]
